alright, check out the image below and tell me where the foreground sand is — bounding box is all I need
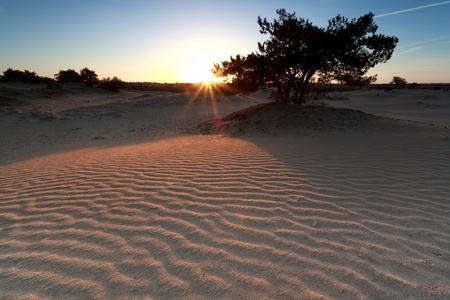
[1,84,449,299]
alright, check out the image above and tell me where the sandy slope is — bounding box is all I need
[0,84,264,165]
[322,88,450,127]
[0,84,449,299]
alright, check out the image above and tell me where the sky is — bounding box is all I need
[1,0,449,83]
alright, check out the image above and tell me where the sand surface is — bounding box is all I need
[322,88,450,127]
[1,84,449,299]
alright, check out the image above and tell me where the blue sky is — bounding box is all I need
[1,0,449,83]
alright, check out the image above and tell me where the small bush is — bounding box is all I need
[390,76,407,88]
[100,76,125,93]
[80,67,99,86]
[55,69,82,83]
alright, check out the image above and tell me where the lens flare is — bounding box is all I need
[182,55,219,83]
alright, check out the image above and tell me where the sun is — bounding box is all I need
[182,55,219,83]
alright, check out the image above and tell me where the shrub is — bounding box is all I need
[1,68,52,83]
[390,76,407,88]
[100,76,125,93]
[55,69,82,83]
[80,67,99,86]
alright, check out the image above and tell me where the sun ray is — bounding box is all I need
[175,81,222,127]
[208,83,218,117]
[178,83,206,120]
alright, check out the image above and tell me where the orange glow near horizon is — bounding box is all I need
[181,54,220,84]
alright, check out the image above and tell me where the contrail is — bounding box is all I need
[394,47,423,56]
[375,1,450,18]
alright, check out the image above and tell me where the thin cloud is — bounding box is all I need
[375,1,450,18]
[399,33,450,49]
[394,47,423,56]
[393,33,450,57]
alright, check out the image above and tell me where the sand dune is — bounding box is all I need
[322,88,450,127]
[0,84,262,165]
[1,84,449,299]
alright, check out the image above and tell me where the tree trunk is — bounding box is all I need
[281,86,290,104]
[292,83,302,104]
[276,84,283,103]
[275,83,289,104]
[297,71,315,105]
[292,73,307,104]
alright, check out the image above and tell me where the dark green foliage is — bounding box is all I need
[124,82,244,95]
[99,76,125,93]
[213,53,267,95]
[55,69,82,83]
[126,82,196,93]
[1,68,25,81]
[80,67,99,86]
[390,76,407,88]
[1,68,53,83]
[214,9,398,104]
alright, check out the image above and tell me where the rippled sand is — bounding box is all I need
[1,84,449,299]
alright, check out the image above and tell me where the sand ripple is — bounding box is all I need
[1,134,449,299]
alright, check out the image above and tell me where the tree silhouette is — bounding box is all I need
[390,76,407,88]
[214,9,398,104]
[55,69,82,83]
[80,67,99,86]
[100,76,125,93]
[214,53,266,94]
[1,68,25,82]
[1,68,52,83]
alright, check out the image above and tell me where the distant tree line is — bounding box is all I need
[0,68,53,83]
[0,67,212,94]
[53,67,102,86]
[0,67,126,92]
